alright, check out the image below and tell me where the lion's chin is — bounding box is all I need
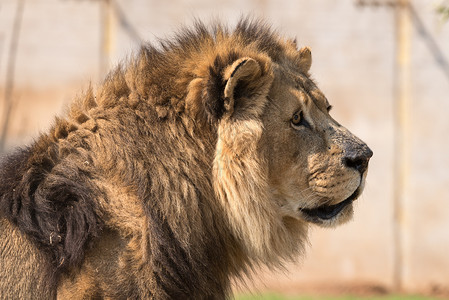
[299,187,361,226]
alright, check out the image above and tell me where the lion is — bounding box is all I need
[0,19,372,299]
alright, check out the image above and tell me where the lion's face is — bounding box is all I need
[262,64,372,227]
[209,45,372,260]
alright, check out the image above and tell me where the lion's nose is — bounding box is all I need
[343,146,373,174]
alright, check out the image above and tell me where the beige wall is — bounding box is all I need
[0,0,448,295]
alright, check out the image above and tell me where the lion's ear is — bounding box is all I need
[298,46,312,73]
[202,56,273,121]
[222,58,261,117]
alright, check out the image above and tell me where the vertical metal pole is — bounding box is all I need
[100,0,116,78]
[0,0,25,152]
[393,0,411,292]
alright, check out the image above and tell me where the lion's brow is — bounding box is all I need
[294,75,315,93]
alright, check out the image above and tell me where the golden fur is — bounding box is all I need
[0,19,372,299]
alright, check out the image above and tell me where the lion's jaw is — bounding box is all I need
[297,149,370,227]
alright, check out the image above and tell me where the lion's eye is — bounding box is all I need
[291,111,310,129]
[292,111,303,126]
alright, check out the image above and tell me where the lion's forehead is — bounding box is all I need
[272,67,330,113]
[293,76,329,111]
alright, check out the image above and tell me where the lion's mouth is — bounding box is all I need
[300,188,360,222]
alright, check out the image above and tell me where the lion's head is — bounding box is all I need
[264,49,373,227]
[195,26,373,263]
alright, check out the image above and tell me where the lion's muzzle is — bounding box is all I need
[334,124,373,175]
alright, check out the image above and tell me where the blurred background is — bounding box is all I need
[0,0,448,299]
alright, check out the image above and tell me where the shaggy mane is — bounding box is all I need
[0,18,308,299]
[95,18,294,121]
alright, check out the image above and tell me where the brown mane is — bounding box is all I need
[0,18,354,299]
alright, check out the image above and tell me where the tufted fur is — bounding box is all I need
[0,18,371,299]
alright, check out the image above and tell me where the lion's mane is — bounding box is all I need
[0,19,308,299]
